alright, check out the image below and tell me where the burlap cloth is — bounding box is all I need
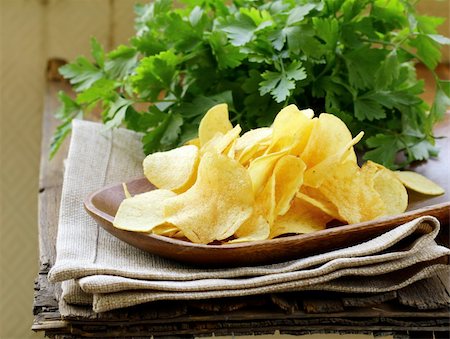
[48,120,450,314]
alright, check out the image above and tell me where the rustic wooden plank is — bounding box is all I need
[33,262,58,316]
[398,275,450,310]
[190,295,266,313]
[434,331,450,339]
[33,59,72,330]
[302,298,345,314]
[408,331,433,339]
[342,291,397,308]
[392,333,409,339]
[37,59,71,266]
[39,321,449,338]
[65,306,450,324]
[270,294,298,314]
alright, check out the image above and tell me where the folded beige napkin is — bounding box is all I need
[49,120,450,314]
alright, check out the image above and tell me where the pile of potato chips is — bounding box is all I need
[113,104,444,244]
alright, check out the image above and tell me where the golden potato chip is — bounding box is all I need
[143,145,199,193]
[297,186,341,221]
[122,183,132,199]
[361,161,407,216]
[237,155,305,239]
[301,113,354,168]
[270,198,330,239]
[235,127,272,164]
[164,152,253,244]
[301,108,315,119]
[318,160,385,224]
[225,139,237,159]
[231,215,270,243]
[233,164,277,242]
[113,189,177,232]
[172,230,186,239]
[273,155,306,216]
[247,150,287,194]
[198,103,233,146]
[185,137,200,147]
[303,131,364,188]
[152,223,179,237]
[235,127,272,150]
[288,117,317,157]
[201,125,241,155]
[395,170,445,196]
[237,142,270,167]
[268,105,314,153]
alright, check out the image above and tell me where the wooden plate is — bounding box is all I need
[84,116,450,267]
[84,181,449,267]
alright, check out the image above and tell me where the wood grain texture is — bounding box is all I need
[38,61,71,266]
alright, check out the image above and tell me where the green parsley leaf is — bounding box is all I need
[354,95,386,121]
[131,50,179,100]
[105,45,138,79]
[364,133,402,169]
[259,61,306,103]
[59,57,103,92]
[208,31,245,69]
[90,37,105,68]
[142,110,183,154]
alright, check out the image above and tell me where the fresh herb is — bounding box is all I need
[52,0,450,169]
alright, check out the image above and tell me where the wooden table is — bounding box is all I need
[33,60,450,339]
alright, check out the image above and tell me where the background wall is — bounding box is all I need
[0,1,448,338]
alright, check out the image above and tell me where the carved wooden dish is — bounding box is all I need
[84,179,448,267]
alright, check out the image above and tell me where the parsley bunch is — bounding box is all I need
[52,0,450,169]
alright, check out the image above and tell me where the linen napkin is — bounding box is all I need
[48,120,450,314]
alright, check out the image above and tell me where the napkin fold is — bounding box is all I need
[49,120,450,315]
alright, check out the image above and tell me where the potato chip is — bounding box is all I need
[198,103,233,146]
[268,105,314,153]
[231,215,270,243]
[288,117,317,157]
[237,142,270,167]
[247,150,287,194]
[361,161,407,216]
[143,145,199,193]
[318,160,385,224]
[152,223,180,237]
[303,131,364,188]
[164,152,253,244]
[122,183,132,199]
[225,139,237,159]
[270,198,330,239]
[235,128,272,164]
[201,125,242,155]
[301,113,354,168]
[233,163,277,242]
[185,137,200,147]
[297,187,341,221]
[235,127,272,153]
[113,189,176,232]
[395,170,445,196]
[301,108,315,119]
[273,155,306,216]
